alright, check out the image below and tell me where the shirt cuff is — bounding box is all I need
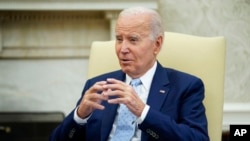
[73,107,91,125]
[137,104,150,124]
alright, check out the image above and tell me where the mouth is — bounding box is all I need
[120,59,132,64]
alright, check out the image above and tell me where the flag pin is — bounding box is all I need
[159,90,165,93]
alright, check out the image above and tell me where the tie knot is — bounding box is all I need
[130,78,142,87]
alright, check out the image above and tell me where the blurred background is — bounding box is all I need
[0,0,249,140]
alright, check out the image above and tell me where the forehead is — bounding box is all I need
[115,14,151,37]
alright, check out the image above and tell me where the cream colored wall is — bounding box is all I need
[159,0,250,103]
[0,59,88,114]
[0,11,110,115]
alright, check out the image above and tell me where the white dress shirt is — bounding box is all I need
[74,61,157,140]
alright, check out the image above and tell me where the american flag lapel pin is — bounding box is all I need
[159,90,165,94]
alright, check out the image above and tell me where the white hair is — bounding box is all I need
[119,7,164,40]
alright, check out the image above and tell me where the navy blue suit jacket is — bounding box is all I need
[50,62,209,141]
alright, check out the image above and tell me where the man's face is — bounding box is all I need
[115,14,161,78]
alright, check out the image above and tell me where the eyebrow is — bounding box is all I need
[128,34,139,39]
[115,31,148,40]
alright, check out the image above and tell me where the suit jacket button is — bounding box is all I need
[155,134,159,139]
[152,132,156,138]
[68,128,76,138]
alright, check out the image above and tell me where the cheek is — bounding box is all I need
[139,46,154,58]
[136,49,155,65]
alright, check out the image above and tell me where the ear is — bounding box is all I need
[154,35,163,55]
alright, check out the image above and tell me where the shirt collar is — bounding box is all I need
[125,61,157,91]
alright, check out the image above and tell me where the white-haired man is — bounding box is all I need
[50,7,209,141]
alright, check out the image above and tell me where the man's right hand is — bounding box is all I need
[77,81,108,119]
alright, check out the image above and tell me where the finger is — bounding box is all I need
[85,100,105,110]
[88,81,107,92]
[85,92,108,101]
[103,89,123,97]
[104,79,131,92]
[103,83,126,91]
[93,93,109,101]
[109,90,140,103]
[106,78,127,86]
[107,97,126,104]
[93,81,107,88]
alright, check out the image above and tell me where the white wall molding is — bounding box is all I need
[223,103,250,131]
[0,11,104,22]
[0,47,90,59]
[0,0,158,11]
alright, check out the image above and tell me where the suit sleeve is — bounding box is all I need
[49,110,86,141]
[139,78,209,141]
[49,80,92,141]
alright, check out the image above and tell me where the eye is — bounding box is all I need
[129,37,138,43]
[116,36,123,43]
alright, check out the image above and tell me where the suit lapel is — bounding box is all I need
[146,63,170,112]
[142,63,170,141]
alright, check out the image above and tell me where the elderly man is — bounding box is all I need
[50,7,209,141]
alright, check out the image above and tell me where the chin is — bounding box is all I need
[121,67,132,74]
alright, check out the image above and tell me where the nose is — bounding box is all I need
[120,41,129,53]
